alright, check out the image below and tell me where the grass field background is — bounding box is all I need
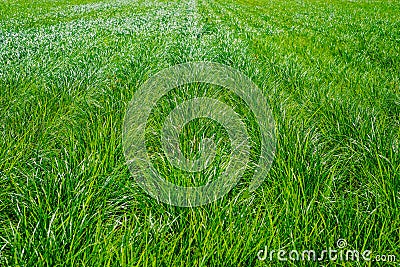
[0,0,399,266]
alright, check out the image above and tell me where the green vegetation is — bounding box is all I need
[0,0,399,266]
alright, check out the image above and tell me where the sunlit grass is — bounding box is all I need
[0,0,399,266]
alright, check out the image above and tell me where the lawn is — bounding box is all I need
[0,0,399,266]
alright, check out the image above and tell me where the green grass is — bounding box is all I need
[0,0,399,266]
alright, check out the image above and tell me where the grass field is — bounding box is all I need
[1,0,399,266]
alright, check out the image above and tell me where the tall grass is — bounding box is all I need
[0,0,399,266]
